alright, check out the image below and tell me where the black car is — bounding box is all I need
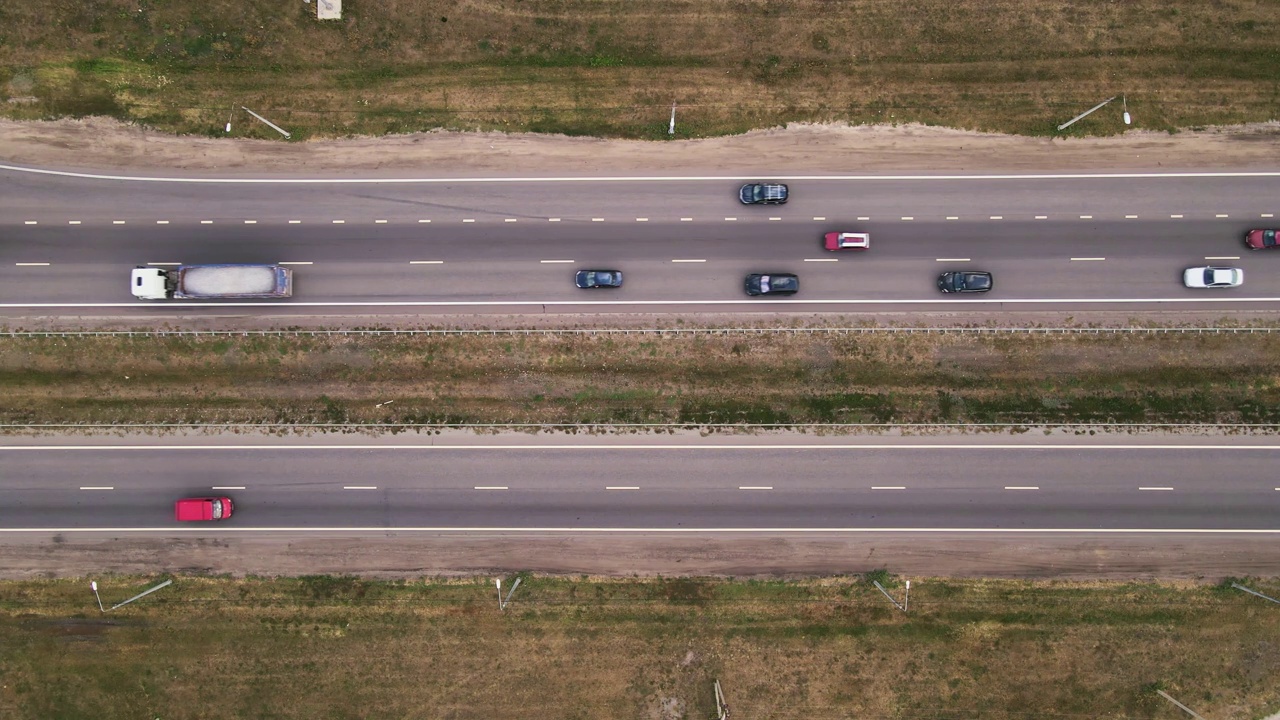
[575,270,623,289]
[937,271,993,293]
[745,273,799,296]
[739,183,789,205]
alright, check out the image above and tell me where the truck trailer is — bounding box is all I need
[132,264,293,300]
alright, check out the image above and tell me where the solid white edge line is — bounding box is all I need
[10,297,1280,308]
[1139,487,1174,491]
[1004,486,1039,490]
[2,527,1278,534]
[79,486,114,490]
[7,443,1280,451]
[8,164,1280,183]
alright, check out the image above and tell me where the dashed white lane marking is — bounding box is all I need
[681,217,694,222]
[112,220,125,224]
[246,220,258,224]
[79,486,114,491]
[1079,215,1093,219]
[1034,215,1047,220]
[1263,214,1275,218]
[1216,214,1229,218]
[463,218,476,223]
[212,486,245,490]
[901,216,914,221]
[813,216,826,221]
[769,217,782,221]
[289,220,302,224]
[14,262,50,266]
[804,258,838,262]
[592,218,604,222]
[474,486,508,490]
[725,217,738,221]
[418,219,431,223]
[1004,486,1039,490]
[671,258,706,263]
[505,218,517,223]
[738,486,773,490]
[1125,215,1138,219]
[376,219,388,224]
[146,262,182,266]
[409,260,444,265]
[157,220,169,225]
[540,259,574,264]
[857,216,870,221]
[936,258,971,262]
[330,220,343,224]
[1171,214,1184,218]
[606,486,640,490]
[636,217,649,222]
[1139,486,1174,491]
[1070,257,1106,261]
[946,216,959,220]
[200,220,213,224]
[548,218,561,222]
[278,261,312,265]
[343,485,377,490]
[68,220,81,225]
[1205,256,1240,260]
[872,486,906,490]
[23,220,37,225]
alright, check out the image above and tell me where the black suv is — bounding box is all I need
[739,183,789,205]
[937,271,993,294]
[745,273,799,296]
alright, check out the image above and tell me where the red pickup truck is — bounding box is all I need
[175,497,234,521]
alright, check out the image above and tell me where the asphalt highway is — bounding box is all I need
[3,439,1279,532]
[3,167,1280,316]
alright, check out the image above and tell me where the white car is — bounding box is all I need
[1183,266,1243,288]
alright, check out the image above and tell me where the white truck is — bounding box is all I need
[131,264,293,300]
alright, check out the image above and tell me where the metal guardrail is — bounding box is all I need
[1,326,1278,338]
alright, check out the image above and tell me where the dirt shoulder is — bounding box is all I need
[5,533,1278,581]
[3,118,1280,176]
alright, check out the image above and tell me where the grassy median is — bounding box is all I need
[1,0,1278,138]
[2,329,1280,427]
[2,574,1278,719]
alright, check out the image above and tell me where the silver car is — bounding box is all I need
[1183,266,1242,288]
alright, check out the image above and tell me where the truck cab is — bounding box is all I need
[132,267,172,300]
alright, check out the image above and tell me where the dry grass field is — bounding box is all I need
[2,329,1280,426]
[1,0,1278,139]
[2,574,1278,719]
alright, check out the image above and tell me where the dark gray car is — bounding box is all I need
[739,183,789,205]
[937,271,993,293]
[745,273,799,296]
[575,270,623,289]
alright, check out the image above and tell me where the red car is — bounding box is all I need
[1244,229,1278,250]
[175,497,234,521]
[824,232,870,251]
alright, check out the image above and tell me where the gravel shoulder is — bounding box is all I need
[3,118,1280,176]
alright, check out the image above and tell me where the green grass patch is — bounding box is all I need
[1,0,1278,138]
[1,575,1277,719]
